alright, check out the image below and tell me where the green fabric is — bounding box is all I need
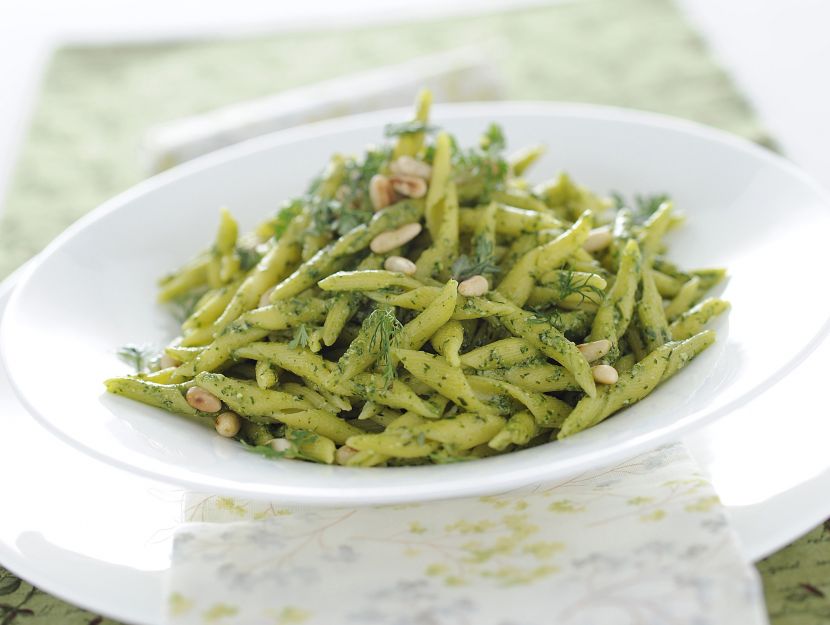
[758,524,830,625]
[0,0,821,623]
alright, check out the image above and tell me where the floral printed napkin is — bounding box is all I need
[168,444,768,625]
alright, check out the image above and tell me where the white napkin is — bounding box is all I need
[166,443,768,625]
[143,45,504,174]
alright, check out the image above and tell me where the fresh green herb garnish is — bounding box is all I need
[242,430,321,462]
[480,122,506,152]
[451,237,501,281]
[289,429,320,447]
[242,441,289,459]
[528,307,565,328]
[167,288,208,324]
[452,123,509,203]
[307,147,391,237]
[236,246,262,271]
[384,120,439,137]
[289,324,311,349]
[273,199,303,239]
[557,271,605,305]
[116,344,158,373]
[612,192,671,224]
[366,306,403,386]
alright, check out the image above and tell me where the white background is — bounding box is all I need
[0,0,828,210]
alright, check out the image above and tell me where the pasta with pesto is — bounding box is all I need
[106,90,729,466]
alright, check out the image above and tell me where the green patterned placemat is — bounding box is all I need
[0,0,825,623]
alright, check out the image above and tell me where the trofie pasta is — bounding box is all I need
[106,90,729,467]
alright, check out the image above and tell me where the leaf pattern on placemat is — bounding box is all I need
[0,569,116,625]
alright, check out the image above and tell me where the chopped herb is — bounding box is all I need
[612,191,671,224]
[557,271,605,305]
[289,324,311,349]
[366,306,403,386]
[383,120,439,137]
[451,237,501,281]
[167,288,208,324]
[480,122,506,152]
[287,429,320,448]
[236,246,262,271]
[116,344,158,373]
[307,147,391,237]
[452,124,509,203]
[274,199,303,239]
[241,430,320,462]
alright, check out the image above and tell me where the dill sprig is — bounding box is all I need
[528,307,564,328]
[451,237,501,281]
[167,288,208,324]
[307,147,391,237]
[612,192,671,224]
[366,306,403,386]
[557,271,605,306]
[447,123,509,204]
[116,344,158,373]
[288,324,311,349]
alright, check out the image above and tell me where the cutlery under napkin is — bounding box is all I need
[143,45,504,174]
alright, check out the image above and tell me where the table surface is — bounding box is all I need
[0,0,829,203]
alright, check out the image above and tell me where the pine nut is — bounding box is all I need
[583,226,613,253]
[390,155,432,179]
[335,445,358,466]
[389,175,428,199]
[369,174,395,211]
[214,411,241,437]
[591,364,619,385]
[159,353,179,369]
[269,438,293,453]
[457,275,489,297]
[186,386,222,413]
[577,339,612,362]
[383,255,417,275]
[370,222,422,253]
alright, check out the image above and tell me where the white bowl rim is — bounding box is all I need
[4,101,830,504]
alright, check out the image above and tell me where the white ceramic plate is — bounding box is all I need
[3,103,830,503]
[2,272,830,625]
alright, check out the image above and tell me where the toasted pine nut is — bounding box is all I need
[389,175,428,199]
[384,255,417,275]
[577,339,612,362]
[369,174,395,211]
[390,155,432,179]
[583,226,613,253]
[591,364,619,385]
[335,445,358,466]
[269,438,292,453]
[186,386,222,413]
[160,354,179,369]
[214,411,241,437]
[259,286,275,307]
[370,222,423,254]
[457,275,489,297]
